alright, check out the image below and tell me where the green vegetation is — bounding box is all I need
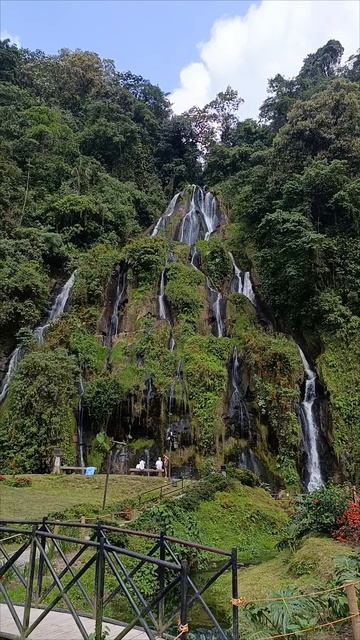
[0,349,77,472]
[0,36,359,489]
[0,473,165,519]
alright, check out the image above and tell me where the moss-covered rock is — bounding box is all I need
[318,331,360,483]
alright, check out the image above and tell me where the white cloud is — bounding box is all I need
[1,30,21,48]
[170,0,359,119]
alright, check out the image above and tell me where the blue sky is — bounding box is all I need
[1,1,358,117]
[1,0,253,91]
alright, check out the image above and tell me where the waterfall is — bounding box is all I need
[207,278,224,337]
[0,347,23,402]
[298,347,324,492]
[239,448,261,476]
[203,192,220,240]
[242,272,256,306]
[37,270,77,341]
[179,186,200,246]
[229,252,256,306]
[158,269,169,322]
[229,347,250,438]
[0,271,77,402]
[190,246,200,271]
[151,192,181,237]
[168,361,187,418]
[169,336,176,352]
[144,377,153,422]
[106,264,127,346]
[77,371,85,468]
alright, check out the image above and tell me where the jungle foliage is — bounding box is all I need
[0,37,359,482]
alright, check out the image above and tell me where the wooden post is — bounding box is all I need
[231,548,239,640]
[80,515,86,540]
[21,526,37,639]
[158,531,166,636]
[344,581,360,640]
[94,535,105,640]
[180,560,188,639]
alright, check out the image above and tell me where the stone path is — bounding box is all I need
[0,604,149,639]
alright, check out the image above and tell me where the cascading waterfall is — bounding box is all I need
[229,252,256,306]
[33,270,77,344]
[228,347,250,438]
[0,271,77,402]
[151,192,181,237]
[207,277,224,337]
[298,347,324,492]
[203,191,220,240]
[190,246,200,271]
[106,264,127,347]
[0,347,22,403]
[77,371,85,467]
[179,186,200,246]
[158,269,169,322]
[144,377,154,423]
[239,448,261,477]
[178,186,220,245]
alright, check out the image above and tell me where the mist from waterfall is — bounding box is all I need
[298,347,324,492]
[0,271,77,402]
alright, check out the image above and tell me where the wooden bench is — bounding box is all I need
[60,466,86,475]
[130,468,164,477]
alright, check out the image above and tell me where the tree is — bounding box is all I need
[0,39,21,83]
[186,86,243,154]
[0,349,77,472]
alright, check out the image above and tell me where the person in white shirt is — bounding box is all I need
[136,459,146,471]
[155,457,163,474]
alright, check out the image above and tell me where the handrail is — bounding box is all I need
[0,520,239,640]
[0,519,230,557]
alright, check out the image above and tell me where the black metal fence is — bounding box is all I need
[0,519,239,640]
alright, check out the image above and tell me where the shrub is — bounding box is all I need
[280,484,350,546]
[4,476,32,487]
[333,501,360,544]
[232,468,260,487]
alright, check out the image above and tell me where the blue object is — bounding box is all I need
[85,467,96,476]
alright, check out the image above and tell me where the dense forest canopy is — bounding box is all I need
[0,37,359,484]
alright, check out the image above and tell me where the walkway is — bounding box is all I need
[0,604,148,640]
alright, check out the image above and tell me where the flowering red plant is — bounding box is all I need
[333,501,360,544]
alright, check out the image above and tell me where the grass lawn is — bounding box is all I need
[0,474,166,520]
[197,536,355,627]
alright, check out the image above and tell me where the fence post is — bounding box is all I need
[80,515,86,540]
[180,560,188,639]
[344,581,360,640]
[95,533,105,640]
[231,547,239,640]
[36,517,47,601]
[158,531,166,636]
[21,525,37,639]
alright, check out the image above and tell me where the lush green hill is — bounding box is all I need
[0,37,359,492]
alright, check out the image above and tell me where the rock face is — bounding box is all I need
[0,187,336,488]
[71,187,335,488]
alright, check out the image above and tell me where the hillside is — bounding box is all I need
[0,38,359,491]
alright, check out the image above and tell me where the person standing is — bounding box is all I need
[155,456,163,476]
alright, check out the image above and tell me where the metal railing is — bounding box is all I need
[0,519,239,640]
[137,477,186,507]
